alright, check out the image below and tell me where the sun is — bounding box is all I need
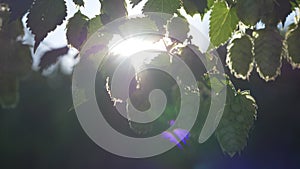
[110,37,166,57]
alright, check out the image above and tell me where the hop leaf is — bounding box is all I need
[182,0,208,17]
[167,16,189,42]
[236,0,261,26]
[66,11,88,50]
[216,87,257,157]
[143,0,182,14]
[286,24,300,68]
[87,15,103,38]
[226,34,254,80]
[254,28,283,81]
[26,0,67,51]
[209,1,239,48]
[39,46,69,71]
[100,0,127,24]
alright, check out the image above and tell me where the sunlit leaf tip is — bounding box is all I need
[226,33,254,80]
[253,28,283,82]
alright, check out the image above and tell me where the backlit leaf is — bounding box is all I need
[87,15,103,38]
[209,1,239,48]
[167,16,189,42]
[100,0,127,24]
[143,0,182,14]
[236,0,261,26]
[286,24,300,68]
[182,0,208,17]
[26,0,67,51]
[226,34,254,80]
[66,11,88,49]
[254,28,283,81]
[216,87,257,157]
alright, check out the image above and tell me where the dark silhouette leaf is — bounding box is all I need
[39,46,69,71]
[129,0,142,7]
[182,0,208,17]
[236,0,261,26]
[73,0,84,6]
[66,11,88,49]
[100,0,127,24]
[26,0,67,51]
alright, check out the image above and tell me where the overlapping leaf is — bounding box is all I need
[66,11,88,50]
[209,1,239,48]
[216,86,257,157]
[167,16,189,42]
[182,0,208,17]
[227,34,254,80]
[87,15,103,38]
[143,0,182,14]
[39,46,69,71]
[254,29,283,81]
[27,0,67,51]
[236,0,261,26]
[286,24,300,68]
[100,0,127,24]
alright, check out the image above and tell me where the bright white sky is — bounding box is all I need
[21,0,297,75]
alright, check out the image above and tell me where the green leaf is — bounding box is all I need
[209,1,239,48]
[286,24,300,68]
[226,34,254,80]
[73,0,84,6]
[66,11,89,50]
[129,0,142,7]
[182,0,208,17]
[87,15,103,38]
[100,0,127,24]
[236,0,261,26]
[253,29,283,81]
[216,87,257,157]
[143,0,182,14]
[26,0,67,51]
[167,16,189,42]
